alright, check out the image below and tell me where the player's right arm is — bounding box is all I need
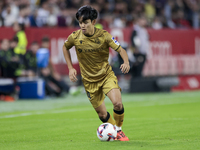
[63,34,78,82]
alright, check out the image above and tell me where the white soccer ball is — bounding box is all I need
[97,123,117,141]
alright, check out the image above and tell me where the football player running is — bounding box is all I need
[63,5,130,141]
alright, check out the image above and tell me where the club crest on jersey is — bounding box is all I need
[94,38,101,44]
[80,40,83,44]
[111,37,119,45]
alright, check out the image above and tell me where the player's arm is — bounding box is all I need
[118,47,130,74]
[106,32,130,74]
[63,42,78,82]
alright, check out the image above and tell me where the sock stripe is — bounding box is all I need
[99,112,110,123]
[113,107,124,115]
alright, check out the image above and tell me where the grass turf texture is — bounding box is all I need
[0,91,200,150]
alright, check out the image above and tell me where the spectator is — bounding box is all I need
[47,4,58,27]
[0,39,10,77]
[2,0,19,19]
[82,0,91,6]
[184,0,200,29]
[29,8,38,27]
[114,1,128,14]
[57,0,68,10]
[24,41,39,77]
[57,8,68,27]
[18,4,31,27]
[13,22,28,55]
[9,37,26,77]
[2,4,17,26]
[145,0,156,24]
[113,16,127,28]
[0,1,200,28]
[130,16,150,78]
[173,9,192,28]
[151,16,163,29]
[155,0,167,15]
[131,1,145,17]
[36,0,50,27]
[0,1,4,27]
[164,0,176,29]
[39,37,70,96]
[48,0,60,15]
[0,38,23,78]
[67,0,83,9]
[100,13,114,28]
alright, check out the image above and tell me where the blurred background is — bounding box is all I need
[0,0,200,101]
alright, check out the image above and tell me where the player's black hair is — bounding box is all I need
[76,5,98,22]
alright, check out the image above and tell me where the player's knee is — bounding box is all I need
[113,102,123,111]
[98,112,107,120]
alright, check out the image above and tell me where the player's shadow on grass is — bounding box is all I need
[103,140,148,148]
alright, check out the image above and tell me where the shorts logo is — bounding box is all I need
[111,37,119,46]
[87,91,91,99]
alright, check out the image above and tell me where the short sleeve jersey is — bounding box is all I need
[64,27,121,82]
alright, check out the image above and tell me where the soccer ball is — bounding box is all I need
[97,123,117,141]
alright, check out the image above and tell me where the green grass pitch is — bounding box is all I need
[0,91,200,150]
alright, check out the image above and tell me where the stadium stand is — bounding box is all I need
[0,0,200,96]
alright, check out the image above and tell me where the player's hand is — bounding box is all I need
[69,68,78,82]
[120,62,130,74]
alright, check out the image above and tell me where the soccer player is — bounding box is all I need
[63,5,130,141]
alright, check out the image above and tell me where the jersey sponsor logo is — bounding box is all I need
[78,48,82,53]
[111,37,119,45]
[77,47,104,53]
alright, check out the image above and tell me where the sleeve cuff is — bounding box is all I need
[115,45,121,52]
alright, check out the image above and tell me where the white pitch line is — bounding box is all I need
[0,98,199,119]
[0,107,93,119]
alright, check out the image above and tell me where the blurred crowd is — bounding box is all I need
[0,0,200,29]
[0,22,70,98]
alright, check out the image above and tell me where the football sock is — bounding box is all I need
[115,125,122,131]
[113,107,124,128]
[99,112,116,125]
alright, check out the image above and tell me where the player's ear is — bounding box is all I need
[92,19,96,25]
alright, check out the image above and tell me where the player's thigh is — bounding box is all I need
[83,80,105,109]
[102,71,121,95]
[102,73,122,110]
[107,88,123,110]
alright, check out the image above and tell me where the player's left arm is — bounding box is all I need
[118,47,130,74]
[105,32,130,74]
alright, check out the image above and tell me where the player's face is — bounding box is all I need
[78,17,95,36]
